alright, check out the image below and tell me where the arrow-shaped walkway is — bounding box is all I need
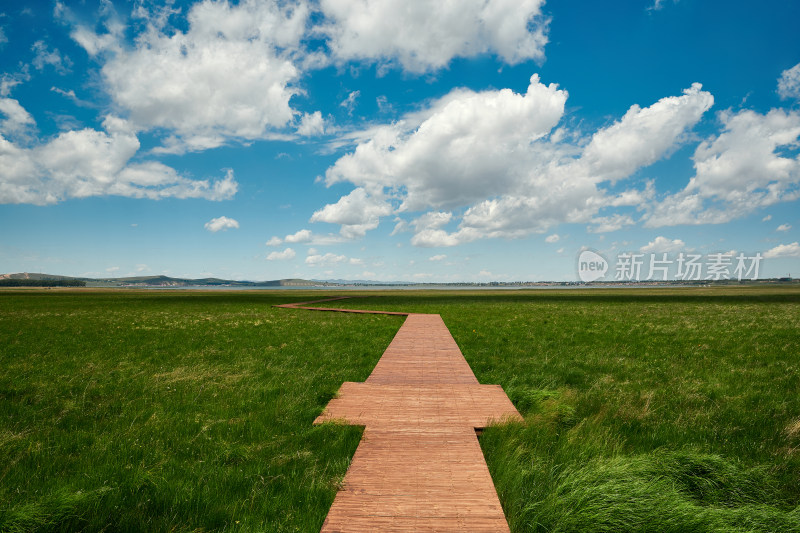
[276,299,522,531]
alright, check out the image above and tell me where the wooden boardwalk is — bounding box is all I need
[277,300,522,531]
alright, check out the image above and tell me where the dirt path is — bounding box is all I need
[277,298,521,531]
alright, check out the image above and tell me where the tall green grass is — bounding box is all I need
[2,288,799,532]
[329,287,800,532]
[0,291,403,532]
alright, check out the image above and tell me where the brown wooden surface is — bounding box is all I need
[279,299,521,532]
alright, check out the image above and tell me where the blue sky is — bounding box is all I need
[1,0,799,282]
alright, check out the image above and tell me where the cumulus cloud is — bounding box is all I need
[545,234,559,243]
[764,242,800,258]
[325,75,568,211]
[72,0,309,151]
[319,0,548,72]
[204,216,239,232]
[582,83,713,183]
[646,108,800,227]
[310,187,393,238]
[266,247,296,260]
[297,111,325,136]
[778,63,800,100]
[0,97,35,138]
[320,76,712,245]
[777,223,792,232]
[639,236,685,253]
[0,109,238,204]
[265,236,283,246]
[284,229,313,243]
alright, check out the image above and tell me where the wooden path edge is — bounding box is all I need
[274,296,410,316]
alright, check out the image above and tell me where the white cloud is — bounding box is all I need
[639,236,685,253]
[322,77,712,246]
[284,229,313,243]
[319,0,548,73]
[0,97,35,137]
[764,242,800,258]
[648,0,677,11]
[376,95,392,114]
[0,27,7,46]
[0,113,238,205]
[763,214,773,222]
[310,187,393,238]
[276,229,347,246]
[266,247,296,260]
[429,254,446,261]
[297,111,325,136]
[50,87,92,107]
[325,75,568,212]
[73,0,309,151]
[777,223,792,232]
[582,83,713,183]
[340,90,360,114]
[588,214,637,233]
[31,40,71,73]
[204,216,240,232]
[0,72,28,98]
[545,233,559,243]
[412,211,453,230]
[390,217,409,236]
[778,63,800,100]
[305,252,361,266]
[646,108,800,227]
[410,229,461,247]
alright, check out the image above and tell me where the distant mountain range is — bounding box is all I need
[2,272,796,288]
[0,272,510,287]
[0,272,338,287]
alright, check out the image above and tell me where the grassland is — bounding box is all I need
[0,290,403,532]
[1,287,799,532]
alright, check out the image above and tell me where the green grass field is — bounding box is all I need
[1,287,799,532]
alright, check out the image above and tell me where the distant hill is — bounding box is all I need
[0,272,82,281]
[0,273,336,288]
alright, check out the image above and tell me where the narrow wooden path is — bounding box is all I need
[276,298,522,531]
